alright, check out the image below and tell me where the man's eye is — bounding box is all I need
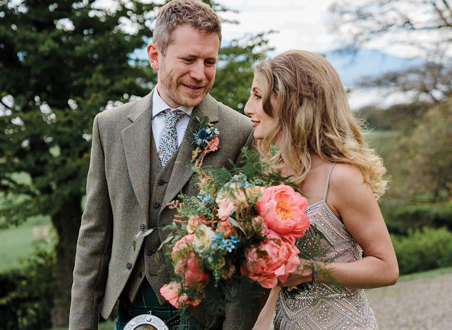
[183,58,194,63]
[205,60,216,66]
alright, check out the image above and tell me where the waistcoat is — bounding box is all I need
[123,134,179,304]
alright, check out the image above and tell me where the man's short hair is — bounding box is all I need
[153,0,222,55]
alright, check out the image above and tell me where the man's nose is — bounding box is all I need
[190,61,206,81]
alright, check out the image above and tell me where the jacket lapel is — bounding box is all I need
[122,92,153,219]
[161,94,219,210]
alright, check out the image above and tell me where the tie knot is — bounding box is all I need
[164,108,185,125]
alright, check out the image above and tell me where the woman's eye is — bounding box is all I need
[254,93,262,100]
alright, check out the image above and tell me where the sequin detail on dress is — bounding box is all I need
[274,164,378,330]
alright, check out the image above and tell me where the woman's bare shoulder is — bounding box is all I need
[329,163,371,205]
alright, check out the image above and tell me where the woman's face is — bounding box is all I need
[244,76,277,140]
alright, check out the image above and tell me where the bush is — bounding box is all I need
[0,245,55,329]
[391,227,452,275]
[383,202,452,235]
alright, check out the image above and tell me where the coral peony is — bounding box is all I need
[241,232,300,288]
[256,185,310,238]
[174,250,210,287]
[172,234,210,287]
[160,281,201,308]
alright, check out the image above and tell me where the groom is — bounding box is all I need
[69,0,263,329]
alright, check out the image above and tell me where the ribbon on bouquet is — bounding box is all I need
[252,286,280,330]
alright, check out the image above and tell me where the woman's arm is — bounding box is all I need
[281,163,399,289]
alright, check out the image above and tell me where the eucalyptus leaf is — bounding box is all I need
[157,234,174,252]
[228,217,246,234]
[132,228,155,251]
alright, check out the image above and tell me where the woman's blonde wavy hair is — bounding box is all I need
[255,50,388,199]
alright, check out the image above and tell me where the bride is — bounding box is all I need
[244,50,399,329]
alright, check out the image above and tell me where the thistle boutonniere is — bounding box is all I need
[189,116,219,166]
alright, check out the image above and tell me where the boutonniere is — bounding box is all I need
[189,116,219,166]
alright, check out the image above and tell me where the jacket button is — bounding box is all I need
[139,271,144,278]
[139,223,146,231]
[153,202,161,209]
[157,179,166,186]
[126,262,132,270]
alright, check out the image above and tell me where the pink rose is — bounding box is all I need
[241,232,300,288]
[160,281,201,308]
[172,234,194,255]
[216,219,237,238]
[217,199,236,220]
[186,216,208,234]
[256,185,310,238]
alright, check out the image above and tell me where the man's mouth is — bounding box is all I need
[182,83,204,91]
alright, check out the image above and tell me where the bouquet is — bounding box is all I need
[158,118,312,310]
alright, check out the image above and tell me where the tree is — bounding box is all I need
[329,0,452,103]
[0,0,269,327]
[399,97,452,201]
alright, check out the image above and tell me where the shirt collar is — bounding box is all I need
[152,85,194,118]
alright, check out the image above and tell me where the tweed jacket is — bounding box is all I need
[69,91,259,329]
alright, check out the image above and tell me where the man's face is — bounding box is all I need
[148,24,220,108]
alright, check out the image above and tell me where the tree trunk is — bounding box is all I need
[51,197,82,328]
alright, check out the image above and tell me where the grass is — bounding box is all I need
[0,215,51,273]
[399,266,452,282]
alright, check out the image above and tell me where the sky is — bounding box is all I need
[218,0,338,54]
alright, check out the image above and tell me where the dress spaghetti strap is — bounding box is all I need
[322,163,336,201]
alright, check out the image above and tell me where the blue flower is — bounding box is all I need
[194,128,209,146]
[238,181,249,189]
[198,194,211,204]
[211,233,239,253]
[230,235,239,244]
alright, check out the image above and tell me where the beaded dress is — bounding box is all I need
[274,164,378,330]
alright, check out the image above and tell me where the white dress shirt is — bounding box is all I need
[152,85,193,153]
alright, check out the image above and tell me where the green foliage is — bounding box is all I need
[385,202,452,235]
[392,227,452,275]
[0,215,50,272]
[357,102,428,132]
[230,146,298,189]
[399,98,452,201]
[362,98,452,208]
[0,0,157,226]
[0,244,56,329]
[211,32,273,112]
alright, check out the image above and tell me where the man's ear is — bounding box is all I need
[147,42,160,70]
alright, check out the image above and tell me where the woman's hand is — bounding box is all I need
[278,259,314,288]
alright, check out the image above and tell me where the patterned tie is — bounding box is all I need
[158,109,185,166]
